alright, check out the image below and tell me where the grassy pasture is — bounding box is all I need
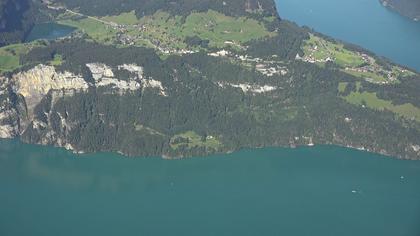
[170,131,222,150]
[344,91,420,122]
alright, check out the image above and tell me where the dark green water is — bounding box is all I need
[25,23,75,42]
[1,139,419,236]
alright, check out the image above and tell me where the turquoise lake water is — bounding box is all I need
[25,23,75,42]
[275,0,420,72]
[1,139,420,236]
[1,1,420,235]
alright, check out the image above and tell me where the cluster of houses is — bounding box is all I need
[114,22,200,55]
[296,45,334,64]
[297,41,405,84]
[209,50,289,77]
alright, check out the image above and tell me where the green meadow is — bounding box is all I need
[302,34,414,84]
[344,91,420,121]
[59,17,118,44]
[170,131,222,150]
[0,42,44,73]
[58,10,275,51]
[303,34,365,68]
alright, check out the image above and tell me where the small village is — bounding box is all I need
[298,35,413,84]
[209,50,289,77]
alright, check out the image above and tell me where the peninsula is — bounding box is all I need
[0,0,419,159]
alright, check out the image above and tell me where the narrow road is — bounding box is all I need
[46,3,118,27]
[65,9,118,26]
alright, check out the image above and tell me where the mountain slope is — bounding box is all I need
[380,0,420,20]
[0,0,419,159]
[0,0,46,46]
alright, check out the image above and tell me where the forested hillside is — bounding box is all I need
[0,0,46,46]
[0,0,419,159]
[380,0,420,20]
[50,0,277,17]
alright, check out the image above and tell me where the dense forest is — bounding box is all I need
[9,37,420,159]
[0,0,419,159]
[51,0,277,18]
[380,0,420,20]
[0,0,47,46]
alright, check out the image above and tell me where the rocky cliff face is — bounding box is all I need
[1,0,419,159]
[0,76,21,138]
[380,0,420,20]
[13,65,89,118]
[0,62,167,151]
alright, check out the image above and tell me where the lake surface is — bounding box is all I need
[25,23,75,42]
[275,0,420,72]
[0,139,419,236]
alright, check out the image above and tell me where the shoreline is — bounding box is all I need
[2,137,419,161]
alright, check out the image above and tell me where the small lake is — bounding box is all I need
[25,23,75,42]
[275,0,420,72]
[0,139,419,236]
